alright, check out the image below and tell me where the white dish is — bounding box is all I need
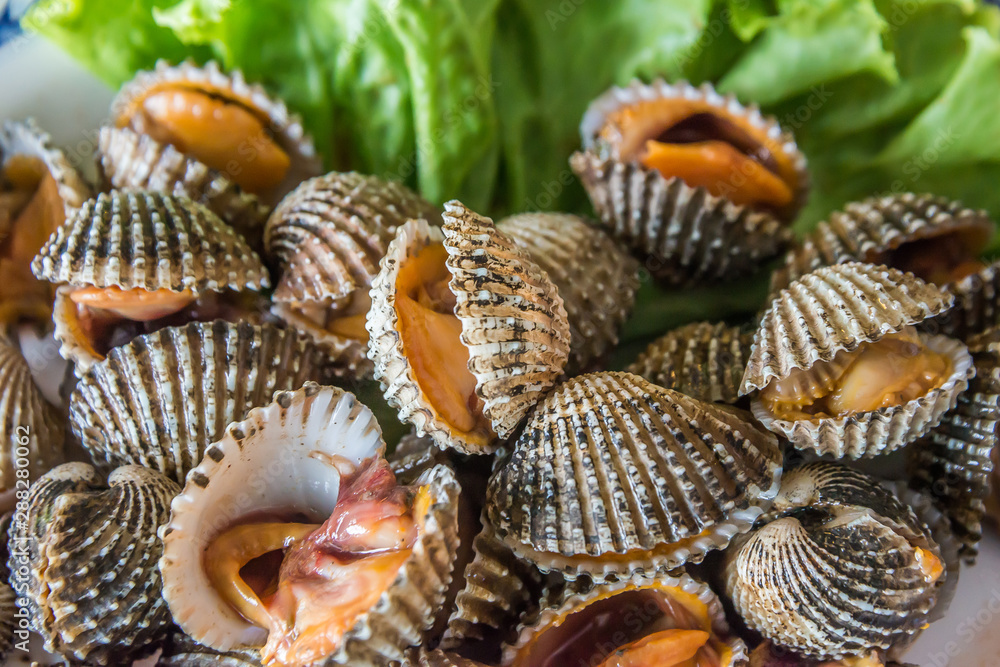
[2,32,999,667]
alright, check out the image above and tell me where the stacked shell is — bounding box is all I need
[725,463,949,660]
[159,384,461,666]
[69,320,326,484]
[98,59,322,240]
[367,201,572,455]
[487,371,783,582]
[30,189,271,373]
[742,262,973,458]
[0,119,91,326]
[570,79,807,286]
[496,212,639,371]
[503,571,747,667]
[264,172,439,378]
[769,193,998,338]
[8,462,180,664]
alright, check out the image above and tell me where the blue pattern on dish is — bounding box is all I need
[0,0,36,47]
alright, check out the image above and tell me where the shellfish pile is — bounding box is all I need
[0,62,996,667]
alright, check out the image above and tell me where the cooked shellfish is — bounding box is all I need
[725,462,947,659]
[488,371,782,581]
[570,79,805,285]
[742,262,973,458]
[160,631,264,667]
[10,462,179,664]
[407,649,490,667]
[31,189,271,373]
[368,203,571,455]
[159,384,461,666]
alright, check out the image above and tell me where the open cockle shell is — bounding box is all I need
[496,212,639,371]
[570,79,805,286]
[487,371,782,582]
[10,462,179,664]
[69,320,326,484]
[110,59,322,207]
[627,321,752,405]
[502,571,747,667]
[726,463,947,660]
[368,204,571,454]
[1,118,91,218]
[0,334,65,513]
[743,262,972,458]
[159,384,462,666]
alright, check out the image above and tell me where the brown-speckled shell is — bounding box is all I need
[1,118,91,220]
[368,203,571,454]
[908,324,1000,563]
[160,632,263,667]
[487,371,782,581]
[10,462,179,664]
[496,212,639,371]
[570,79,805,286]
[627,321,752,404]
[725,463,946,660]
[69,320,326,484]
[502,571,748,666]
[405,649,490,667]
[743,262,972,458]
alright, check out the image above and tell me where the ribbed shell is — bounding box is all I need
[726,463,945,660]
[0,513,12,663]
[389,431,450,485]
[11,462,179,664]
[1,118,91,218]
[97,125,270,243]
[496,212,638,371]
[627,321,752,404]
[487,371,782,581]
[570,79,806,286]
[407,649,490,667]
[927,261,1000,339]
[0,335,65,502]
[161,632,263,667]
[111,59,322,206]
[69,320,326,484]
[502,571,747,667]
[368,205,571,454]
[769,193,995,295]
[31,190,270,293]
[907,325,1000,562]
[441,515,542,648]
[743,262,954,394]
[265,171,439,304]
[159,385,461,666]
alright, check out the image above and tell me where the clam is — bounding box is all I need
[161,631,263,667]
[502,571,747,667]
[496,212,639,371]
[742,262,973,458]
[627,321,752,405]
[570,79,805,285]
[0,119,91,326]
[725,463,947,660]
[159,384,461,666]
[487,371,782,581]
[69,320,326,484]
[407,649,490,667]
[367,202,571,455]
[265,172,439,378]
[0,513,13,663]
[907,323,1000,561]
[0,334,65,514]
[748,642,889,666]
[9,462,180,664]
[31,189,271,373]
[103,59,321,209]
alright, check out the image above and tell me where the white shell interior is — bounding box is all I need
[158,385,386,650]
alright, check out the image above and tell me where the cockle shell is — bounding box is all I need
[69,320,326,484]
[9,462,180,664]
[907,324,1000,562]
[159,384,461,665]
[0,335,65,514]
[725,463,946,660]
[0,513,13,663]
[160,632,263,667]
[109,59,322,207]
[496,212,639,371]
[743,262,972,458]
[1,118,91,219]
[487,371,782,581]
[502,571,748,667]
[627,321,752,404]
[368,203,571,454]
[570,79,805,286]
[405,649,490,667]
